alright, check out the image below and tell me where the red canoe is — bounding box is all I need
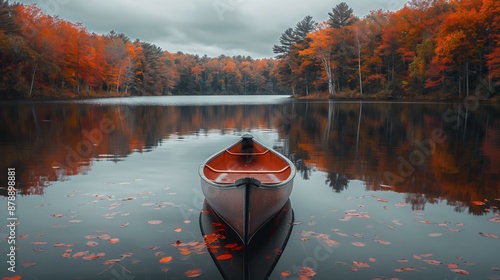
[199,134,296,244]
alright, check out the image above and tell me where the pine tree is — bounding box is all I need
[328,2,357,29]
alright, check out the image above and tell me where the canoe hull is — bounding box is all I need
[200,176,293,243]
[200,199,294,280]
[199,135,295,244]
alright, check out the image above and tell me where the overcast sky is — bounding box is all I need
[17,0,407,58]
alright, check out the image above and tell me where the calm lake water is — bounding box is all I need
[1,95,499,280]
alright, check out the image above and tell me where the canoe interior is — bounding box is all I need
[203,140,292,185]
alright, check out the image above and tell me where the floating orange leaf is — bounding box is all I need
[148,220,163,225]
[479,232,500,239]
[299,267,316,277]
[451,268,469,275]
[369,258,376,262]
[185,268,203,278]
[394,267,416,272]
[108,238,120,244]
[447,263,459,269]
[216,253,233,260]
[2,275,22,280]
[86,241,98,247]
[51,213,64,218]
[72,251,88,258]
[174,227,183,233]
[281,271,291,277]
[224,243,239,249]
[159,256,173,263]
[18,234,29,239]
[423,259,442,265]
[102,259,121,265]
[374,239,391,245]
[351,242,365,247]
[429,233,442,237]
[352,261,370,268]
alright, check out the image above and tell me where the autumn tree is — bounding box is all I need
[273,16,317,95]
[300,24,337,95]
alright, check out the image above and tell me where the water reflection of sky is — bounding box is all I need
[1,97,499,279]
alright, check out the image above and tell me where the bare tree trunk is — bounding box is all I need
[322,56,335,95]
[29,62,38,97]
[355,28,363,95]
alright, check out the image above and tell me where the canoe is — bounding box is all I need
[199,134,295,244]
[200,199,294,280]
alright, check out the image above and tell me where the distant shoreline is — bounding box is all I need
[1,91,499,103]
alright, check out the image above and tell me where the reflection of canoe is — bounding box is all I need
[200,199,294,280]
[199,134,296,244]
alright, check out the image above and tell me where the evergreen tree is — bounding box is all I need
[0,0,18,34]
[329,2,357,29]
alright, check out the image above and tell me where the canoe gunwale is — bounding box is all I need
[199,137,296,190]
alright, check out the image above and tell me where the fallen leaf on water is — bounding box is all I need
[18,234,29,239]
[352,242,366,247]
[352,261,370,268]
[447,263,459,269]
[159,256,173,263]
[281,271,291,277]
[120,253,132,259]
[299,267,317,277]
[51,213,64,218]
[148,220,163,225]
[224,243,239,249]
[155,252,165,257]
[68,220,82,223]
[374,239,391,245]
[72,251,88,258]
[2,275,22,280]
[423,260,442,265]
[216,253,233,261]
[86,241,98,247]
[479,232,500,239]
[185,268,203,278]
[23,261,36,268]
[399,259,409,263]
[450,268,469,275]
[369,258,376,263]
[488,217,500,223]
[31,241,47,245]
[108,238,120,244]
[97,234,111,240]
[184,220,191,224]
[174,227,183,233]
[394,267,416,272]
[419,253,433,258]
[491,266,500,271]
[429,233,442,237]
[102,259,121,265]
[352,233,364,238]
[323,239,339,246]
[82,253,103,261]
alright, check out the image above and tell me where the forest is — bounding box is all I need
[0,0,498,99]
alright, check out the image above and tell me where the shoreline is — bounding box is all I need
[292,92,500,104]
[1,92,498,104]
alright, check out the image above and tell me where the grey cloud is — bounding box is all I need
[17,0,405,58]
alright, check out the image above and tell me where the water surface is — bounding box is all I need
[1,96,499,279]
